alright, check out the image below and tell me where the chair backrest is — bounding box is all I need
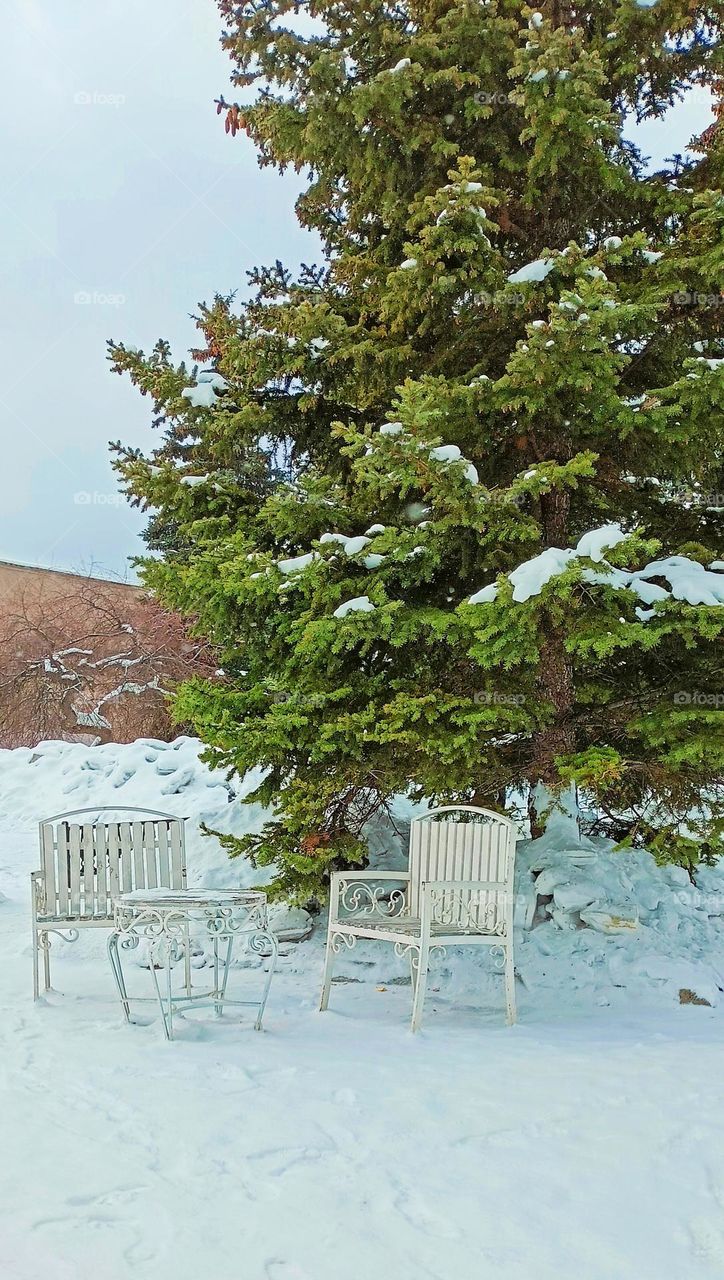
[38,807,186,921]
[408,806,516,932]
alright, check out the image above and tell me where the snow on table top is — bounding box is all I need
[116,887,265,908]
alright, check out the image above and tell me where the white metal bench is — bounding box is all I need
[320,806,518,1031]
[31,806,187,999]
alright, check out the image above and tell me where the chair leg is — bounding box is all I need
[504,944,517,1026]
[410,944,429,1033]
[319,931,336,1011]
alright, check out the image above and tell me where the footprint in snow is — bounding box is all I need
[248,1145,327,1177]
[66,1186,148,1209]
[394,1192,461,1240]
[688,1216,724,1266]
[265,1262,311,1279]
[333,1087,356,1105]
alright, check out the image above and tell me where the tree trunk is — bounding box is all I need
[528,488,575,838]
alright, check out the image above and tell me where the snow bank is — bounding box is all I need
[517,827,724,1008]
[0,736,270,892]
[1,737,723,1008]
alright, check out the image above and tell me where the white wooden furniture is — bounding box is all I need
[31,807,187,999]
[108,888,277,1041]
[320,806,518,1031]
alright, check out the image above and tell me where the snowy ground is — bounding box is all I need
[3,740,724,1279]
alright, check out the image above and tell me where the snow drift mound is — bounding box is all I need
[514,806,724,1008]
[0,735,413,899]
[1,736,723,1008]
[0,736,270,891]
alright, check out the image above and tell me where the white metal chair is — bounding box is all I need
[31,806,187,999]
[320,806,517,1031]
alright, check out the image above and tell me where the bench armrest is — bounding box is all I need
[30,869,47,917]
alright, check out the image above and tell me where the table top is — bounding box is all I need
[114,887,267,911]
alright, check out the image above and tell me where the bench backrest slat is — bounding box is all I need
[40,822,58,918]
[170,821,185,889]
[95,823,108,912]
[144,821,157,888]
[157,821,170,887]
[119,823,133,895]
[68,825,82,916]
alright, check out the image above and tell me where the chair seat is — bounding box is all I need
[335,914,503,940]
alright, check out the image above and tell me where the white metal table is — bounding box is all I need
[108,888,277,1040]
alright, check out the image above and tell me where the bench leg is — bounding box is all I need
[504,943,517,1026]
[41,932,51,992]
[32,929,39,1001]
[108,932,132,1023]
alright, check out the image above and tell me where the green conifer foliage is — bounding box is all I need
[110,0,723,899]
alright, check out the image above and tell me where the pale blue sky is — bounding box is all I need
[0,1,713,580]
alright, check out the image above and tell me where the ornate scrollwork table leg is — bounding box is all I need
[107,931,132,1023]
[248,929,278,1030]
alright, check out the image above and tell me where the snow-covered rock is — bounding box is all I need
[552,878,605,913]
[579,907,639,934]
[268,904,314,942]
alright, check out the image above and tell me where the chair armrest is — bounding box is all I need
[420,879,508,892]
[329,871,410,922]
[330,871,411,882]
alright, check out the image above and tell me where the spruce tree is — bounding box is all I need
[110,0,723,900]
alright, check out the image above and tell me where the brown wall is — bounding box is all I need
[0,561,161,747]
[0,561,139,612]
